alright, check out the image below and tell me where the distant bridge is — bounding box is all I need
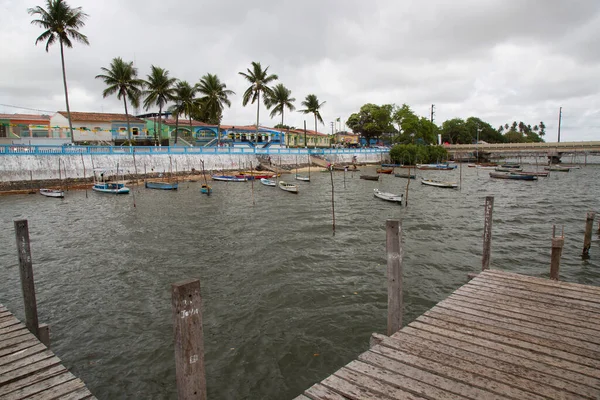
[445,141,600,162]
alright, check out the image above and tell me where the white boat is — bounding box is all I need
[295,175,310,182]
[92,182,130,194]
[260,178,276,187]
[211,175,247,182]
[544,165,570,172]
[373,189,402,204]
[421,178,458,189]
[278,181,298,193]
[39,188,64,198]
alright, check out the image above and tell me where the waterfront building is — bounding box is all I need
[285,128,331,148]
[50,111,147,144]
[0,113,52,143]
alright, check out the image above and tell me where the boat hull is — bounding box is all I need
[421,179,458,188]
[200,184,212,194]
[373,189,402,203]
[295,175,310,182]
[360,175,380,181]
[92,183,130,194]
[489,172,538,180]
[278,181,298,193]
[260,178,277,187]
[394,173,416,179]
[211,175,247,182]
[39,189,64,198]
[145,181,178,190]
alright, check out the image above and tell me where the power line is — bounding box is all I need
[0,103,55,114]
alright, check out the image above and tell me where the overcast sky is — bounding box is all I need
[1,0,599,141]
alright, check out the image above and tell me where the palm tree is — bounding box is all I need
[143,66,176,144]
[95,57,143,143]
[196,73,235,125]
[300,94,326,146]
[238,62,278,144]
[28,0,89,142]
[168,81,198,144]
[266,84,295,142]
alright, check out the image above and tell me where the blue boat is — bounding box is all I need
[92,182,130,194]
[489,172,538,181]
[145,181,178,190]
[211,175,247,182]
[200,184,212,195]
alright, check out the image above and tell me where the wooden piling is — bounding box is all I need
[14,220,40,339]
[583,211,596,257]
[29,170,34,194]
[482,196,494,270]
[171,279,207,400]
[330,168,336,235]
[550,225,564,280]
[386,219,403,335]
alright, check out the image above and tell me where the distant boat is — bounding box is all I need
[394,173,416,179]
[489,172,538,181]
[236,171,276,180]
[278,181,298,193]
[544,165,570,172]
[360,174,380,181]
[512,171,549,177]
[200,184,212,195]
[211,175,247,182]
[495,167,523,172]
[260,178,277,187]
[376,167,394,174]
[373,189,403,204]
[39,188,64,198]
[417,163,456,170]
[421,178,458,188]
[93,182,130,194]
[500,164,521,169]
[295,175,310,182]
[145,181,178,190]
[381,163,402,167]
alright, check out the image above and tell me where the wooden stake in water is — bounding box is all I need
[250,161,255,206]
[386,219,403,335]
[80,153,88,198]
[14,220,40,339]
[58,158,63,193]
[550,225,564,280]
[459,159,463,191]
[29,171,34,194]
[330,168,336,235]
[404,165,411,207]
[482,196,494,270]
[131,150,137,208]
[62,159,69,192]
[583,212,596,258]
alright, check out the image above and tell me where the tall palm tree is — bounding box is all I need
[196,73,235,125]
[28,0,89,142]
[300,94,326,146]
[143,66,176,144]
[168,81,198,144]
[95,57,143,143]
[266,84,295,144]
[238,62,278,144]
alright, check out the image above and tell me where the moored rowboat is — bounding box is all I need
[278,181,298,193]
[421,178,458,188]
[373,189,403,204]
[145,180,178,190]
[360,174,380,181]
[39,188,64,198]
[489,172,538,180]
[260,178,277,187]
[211,175,247,182]
[92,182,130,194]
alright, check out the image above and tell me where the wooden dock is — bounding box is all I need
[0,304,95,399]
[295,269,600,399]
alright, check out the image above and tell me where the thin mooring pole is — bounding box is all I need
[14,220,40,339]
[29,171,34,194]
[330,168,336,235]
[81,153,88,198]
[171,279,207,400]
[386,219,403,335]
[583,212,596,257]
[482,196,494,270]
[550,225,564,280]
[404,166,411,207]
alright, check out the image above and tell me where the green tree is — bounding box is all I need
[440,118,467,144]
[392,104,438,144]
[95,57,143,143]
[28,0,89,142]
[239,61,278,144]
[346,103,395,144]
[539,121,546,137]
[168,81,198,144]
[265,84,296,131]
[196,73,235,125]
[300,94,327,141]
[389,144,448,165]
[142,65,176,143]
[465,117,504,144]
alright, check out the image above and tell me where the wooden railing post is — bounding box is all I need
[583,212,596,257]
[14,220,40,339]
[482,196,494,270]
[386,220,403,336]
[550,225,564,280]
[172,279,207,400]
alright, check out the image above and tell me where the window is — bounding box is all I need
[119,127,127,136]
[93,126,102,132]
[132,127,139,136]
[0,124,6,138]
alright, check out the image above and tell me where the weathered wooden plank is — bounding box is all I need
[0,332,36,351]
[1,373,76,400]
[0,322,28,336]
[394,328,600,392]
[0,356,64,386]
[49,386,94,400]
[0,344,47,368]
[485,270,600,295]
[0,328,31,344]
[304,384,348,400]
[326,369,429,400]
[292,395,312,400]
[0,349,55,376]
[25,377,87,400]
[0,364,65,396]
[0,315,16,324]
[0,319,22,330]
[408,320,600,379]
[370,334,595,399]
[0,338,40,358]
[356,351,528,400]
[428,304,600,353]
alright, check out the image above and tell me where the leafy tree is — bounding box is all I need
[196,73,235,125]
[239,61,278,144]
[143,65,176,143]
[539,121,546,136]
[274,123,295,129]
[265,84,295,131]
[440,118,467,144]
[389,144,448,165]
[168,81,198,144]
[95,57,143,142]
[392,104,438,144]
[465,117,504,144]
[300,94,326,139]
[29,0,89,142]
[346,103,395,144]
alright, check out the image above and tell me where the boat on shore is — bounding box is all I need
[145,180,178,190]
[394,173,416,179]
[544,165,570,172]
[360,175,380,181]
[93,182,130,194]
[421,178,458,188]
[376,167,394,174]
[211,175,247,182]
[489,172,538,181]
[278,181,298,193]
[260,178,276,187]
[373,189,403,204]
[39,188,64,198]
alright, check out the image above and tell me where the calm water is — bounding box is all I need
[1,165,599,399]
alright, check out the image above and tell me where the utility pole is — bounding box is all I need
[430,104,435,123]
[557,107,562,143]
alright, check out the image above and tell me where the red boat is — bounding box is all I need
[376,168,394,174]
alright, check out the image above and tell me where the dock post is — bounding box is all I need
[171,279,207,400]
[550,225,564,280]
[482,196,494,270]
[583,212,596,257]
[386,220,403,335]
[14,220,40,339]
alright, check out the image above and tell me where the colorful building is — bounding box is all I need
[0,114,51,140]
[50,112,147,143]
[286,129,331,148]
[334,131,360,146]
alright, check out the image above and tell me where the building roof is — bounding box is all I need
[289,128,328,136]
[150,118,211,127]
[57,111,145,124]
[0,113,50,122]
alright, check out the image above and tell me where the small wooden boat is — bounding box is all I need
[376,168,394,174]
[513,171,549,177]
[239,171,277,179]
[200,184,212,195]
[495,167,523,172]
[295,175,310,182]
[360,174,380,181]
[278,181,298,193]
[489,172,538,181]
[475,164,498,170]
[381,163,402,167]
[394,173,416,179]
[92,182,130,194]
[39,188,64,198]
[421,178,458,188]
[373,189,402,204]
[417,163,456,170]
[145,180,178,190]
[211,175,247,182]
[544,165,570,172]
[500,164,521,169]
[260,178,276,187]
